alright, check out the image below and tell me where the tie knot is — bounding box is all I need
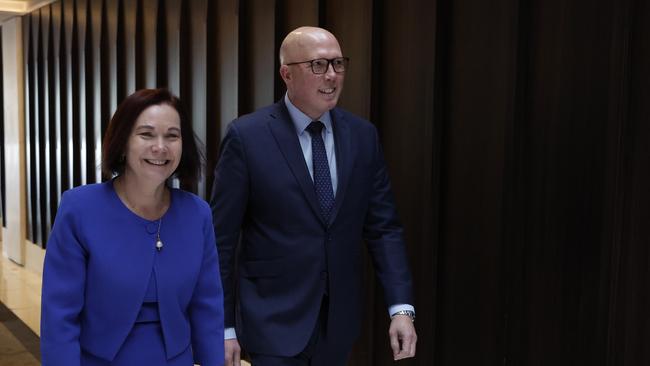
[306,121,325,137]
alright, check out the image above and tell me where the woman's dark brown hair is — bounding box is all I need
[101,88,204,186]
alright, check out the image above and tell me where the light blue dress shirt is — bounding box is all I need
[284,94,338,195]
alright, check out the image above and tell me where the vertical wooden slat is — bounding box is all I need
[155,0,167,87]
[40,6,53,244]
[204,1,219,191]
[23,14,32,243]
[163,0,182,189]
[239,0,275,115]
[324,0,372,119]
[90,0,105,182]
[99,0,111,142]
[187,0,207,196]
[142,0,159,88]
[609,0,650,363]
[31,12,43,245]
[51,1,63,217]
[22,14,33,243]
[57,0,71,192]
[435,0,515,360]
[105,0,119,115]
[75,0,89,185]
[204,0,238,193]
[281,0,318,31]
[122,0,138,95]
[63,0,79,188]
[603,1,632,365]
[274,0,318,99]
[164,0,181,95]
[216,0,238,138]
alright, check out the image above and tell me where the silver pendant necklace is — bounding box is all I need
[156,218,164,251]
[116,178,166,252]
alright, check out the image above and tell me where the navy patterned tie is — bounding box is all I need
[306,121,335,223]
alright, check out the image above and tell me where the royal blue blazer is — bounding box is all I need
[211,100,413,356]
[41,181,224,365]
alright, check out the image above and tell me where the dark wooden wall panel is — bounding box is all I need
[204,0,224,192]
[122,0,137,94]
[610,1,650,364]
[173,0,187,190]
[50,1,63,231]
[599,2,630,364]
[273,0,318,99]
[90,0,105,183]
[435,0,516,363]
[40,7,53,243]
[142,0,159,87]
[67,0,82,188]
[187,0,208,195]
[62,0,75,191]
[513,1,613,364]
[24,14,33,242]
[213,0,238,139]
[105,0,119,114]
[280,0,318,32]
[78,2,92,182]
[239,0,275,115]
[325,0,372,119]
[163,0,181,94]
[35,9,47,245]
[28,13,41,245]
[75,0,89,185]
[374,2,437,365]
[99,0,111,138]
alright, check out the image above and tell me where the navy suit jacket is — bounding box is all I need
[210,100,413,356]
[41,181,224,365]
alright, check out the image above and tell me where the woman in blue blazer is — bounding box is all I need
[41,89,224,365]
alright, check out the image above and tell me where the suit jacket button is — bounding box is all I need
[320,271,328,279]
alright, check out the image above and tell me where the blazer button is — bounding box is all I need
[320,271,328,279]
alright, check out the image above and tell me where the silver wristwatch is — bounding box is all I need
[391,310,416,322]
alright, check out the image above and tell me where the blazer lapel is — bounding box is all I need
[329,108,354,226]
[268,102,324,224]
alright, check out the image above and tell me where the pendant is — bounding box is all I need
[156,239,164,251]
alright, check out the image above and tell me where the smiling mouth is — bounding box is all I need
[145,159,169,166]
[319,88,336,95]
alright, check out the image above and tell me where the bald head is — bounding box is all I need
[278,26,345,120]
[279,27,341,65]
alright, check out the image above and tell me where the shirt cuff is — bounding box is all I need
[388,304,415,317]
[224,327,237,340]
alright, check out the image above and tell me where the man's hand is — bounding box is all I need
[224,338,242,366]
[389,315,417,361]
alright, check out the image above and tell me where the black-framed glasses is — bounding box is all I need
[285,57,350,74]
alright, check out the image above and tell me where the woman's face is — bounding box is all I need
[123,103,182,185]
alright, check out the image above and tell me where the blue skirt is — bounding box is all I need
[80,321,193,366]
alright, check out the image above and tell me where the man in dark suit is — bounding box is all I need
[210,26,417,366]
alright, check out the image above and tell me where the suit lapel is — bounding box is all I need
[268,102,324,224]
[329,108,354,226]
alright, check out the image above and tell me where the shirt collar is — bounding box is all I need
[284,93,333,135]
